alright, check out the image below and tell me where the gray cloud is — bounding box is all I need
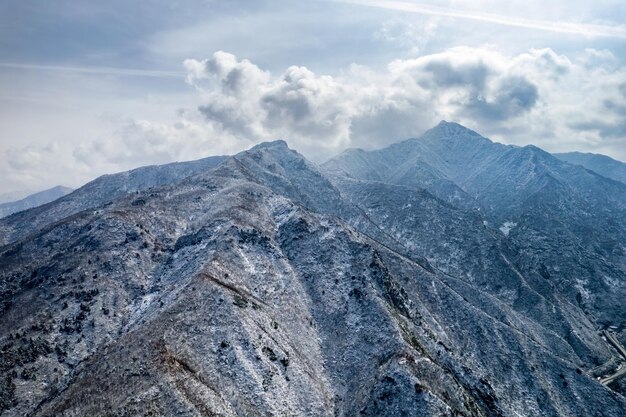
[421,60,491,90]
[603,98,626,116]
[558,62,626,153]
[569,119,626,139]
[185,49,548,156]
[181,48,625,162]
[350,102,432,145]
[464,76,539,121]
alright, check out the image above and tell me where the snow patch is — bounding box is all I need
[499,221,517,237]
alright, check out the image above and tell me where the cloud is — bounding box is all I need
[421,60,491,90]
[569,88,626,140]
[2,45,625,196]
[184,51,270,93]
[0,142,80,195]
[464,76,538,122]
[180,48,625,161]
[0,63,183,78]
[188,52,360,155]
[181,48,546,155]
[71,115,251,170]
[335,0,626,38]
[373,17,440,54]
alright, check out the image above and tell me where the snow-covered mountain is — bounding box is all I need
[0,155,227,246]
[1,123,625,416]
[554,151,626,184]
[325,121,626,327]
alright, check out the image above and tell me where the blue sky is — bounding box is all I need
[1,0,625,195]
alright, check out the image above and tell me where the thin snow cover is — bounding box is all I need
[499,221,517,236]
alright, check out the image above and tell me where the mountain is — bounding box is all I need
[324,121,626,327]
[0,191,31,205]
[0,186,73,219]
[1,126,626,416]
[554,151,626,184]
[0,155,227,246]
[325,121,626,221]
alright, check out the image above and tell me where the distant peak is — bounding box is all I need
[250,140,289,151]
[435,120,478,134]
[338,147,366,156]
[51,185,73,192]
[435,120,464,129]
[422,120,487,142]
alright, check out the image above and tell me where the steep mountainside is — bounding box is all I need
[324,122,626,328]
[554,151,626,184]
[1,128,626,416]
[0,186,73,219]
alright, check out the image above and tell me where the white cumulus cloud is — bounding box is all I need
[1,46,625,195]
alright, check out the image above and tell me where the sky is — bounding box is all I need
[1,0,625,196]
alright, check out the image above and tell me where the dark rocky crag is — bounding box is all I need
[1,124,625,416]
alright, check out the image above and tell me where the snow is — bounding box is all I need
[499,221,517,237]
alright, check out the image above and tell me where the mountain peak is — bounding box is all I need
[425,120,484,139]
[250,139,289,151]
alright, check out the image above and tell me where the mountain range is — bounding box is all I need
[0,186,73,219]
[0,121,625,416]
[554,152,626,185]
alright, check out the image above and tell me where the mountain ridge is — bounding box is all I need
[1,123,625,416]
[0,155,227,246]
[554,151,626,184]
[0,186,73,219]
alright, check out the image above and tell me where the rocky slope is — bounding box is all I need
[324,122,626,328]
[1,126,625,416]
